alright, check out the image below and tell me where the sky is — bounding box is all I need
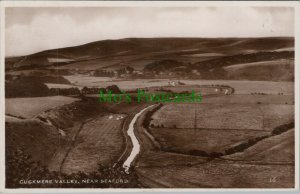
[5,7,294,56]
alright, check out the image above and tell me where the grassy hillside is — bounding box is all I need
[6,119,61,167]
[5,37,294,81]
[5,96,79,118]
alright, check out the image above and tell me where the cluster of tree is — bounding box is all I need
[81,85,122,95]
[224,135,269,155]
[272,121,294,135]
[188,150,223,158]
[6,149,141,188]
[94,70,114,77]
[114,66,134,76]
[94,66,134,77]
[150,124,165,128]
[49,88,80,96]
[250,92,267,95]
[106,85,122,94]
[81,87,104,95]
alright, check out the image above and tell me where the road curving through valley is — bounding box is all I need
[122,104,156,173]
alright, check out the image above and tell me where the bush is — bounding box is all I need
[272,122,294,135]
[188,150,209,157]
[106,85,121,94]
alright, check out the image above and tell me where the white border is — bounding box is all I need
[0,0,5,193]
[0,1,299,193]
[294,1,300,192]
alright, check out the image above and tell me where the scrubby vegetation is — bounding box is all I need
[225,121,294,155]
[272,122,294,135]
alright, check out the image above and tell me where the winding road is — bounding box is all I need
[121,86,234,173]
[122,105,155,173]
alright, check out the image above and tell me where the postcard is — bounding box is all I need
[0,0,299,192]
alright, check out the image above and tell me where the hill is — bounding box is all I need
[5,37,294,81]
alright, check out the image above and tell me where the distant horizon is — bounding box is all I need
[6,7,294,56]
[5,36,295,58]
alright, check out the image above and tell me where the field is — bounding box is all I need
[45,83,82,89]
[182,80,294,95]
[223,59,294,81]
[150,103,293,130]
[4,37,296,188]
[56,58,123,70]
[61,113,126,174]
[147,85,226,96]
[63,76,171,89]
[135,92,295,188]
[224,129,294,162]
[149,128,270,154]
[136,159,294,188]
[5,96,78,118]
[224,59,292,71]
[61,75,294,95]
[63,75,113,85]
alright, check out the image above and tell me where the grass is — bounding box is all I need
[136,159,294,188]
[149,128,270,154]
[64,75,113,86]
[151,103,263,130]
[223,129,294,162]
[151,103,293,130]
[225,60,294,81]
[136,95,294,188]
[45,83,81,89]
[6,119,60,167]
[137,150,209,168]
[224,59,291,71]
[261,104,294,130]
[61,113,126,174]
[148,102,293,155]
[5,96,78,118]
[57,58,122,70]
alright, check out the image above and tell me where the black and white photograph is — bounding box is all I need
[1,0,299,191]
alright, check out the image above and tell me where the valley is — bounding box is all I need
[5,37,295,188]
